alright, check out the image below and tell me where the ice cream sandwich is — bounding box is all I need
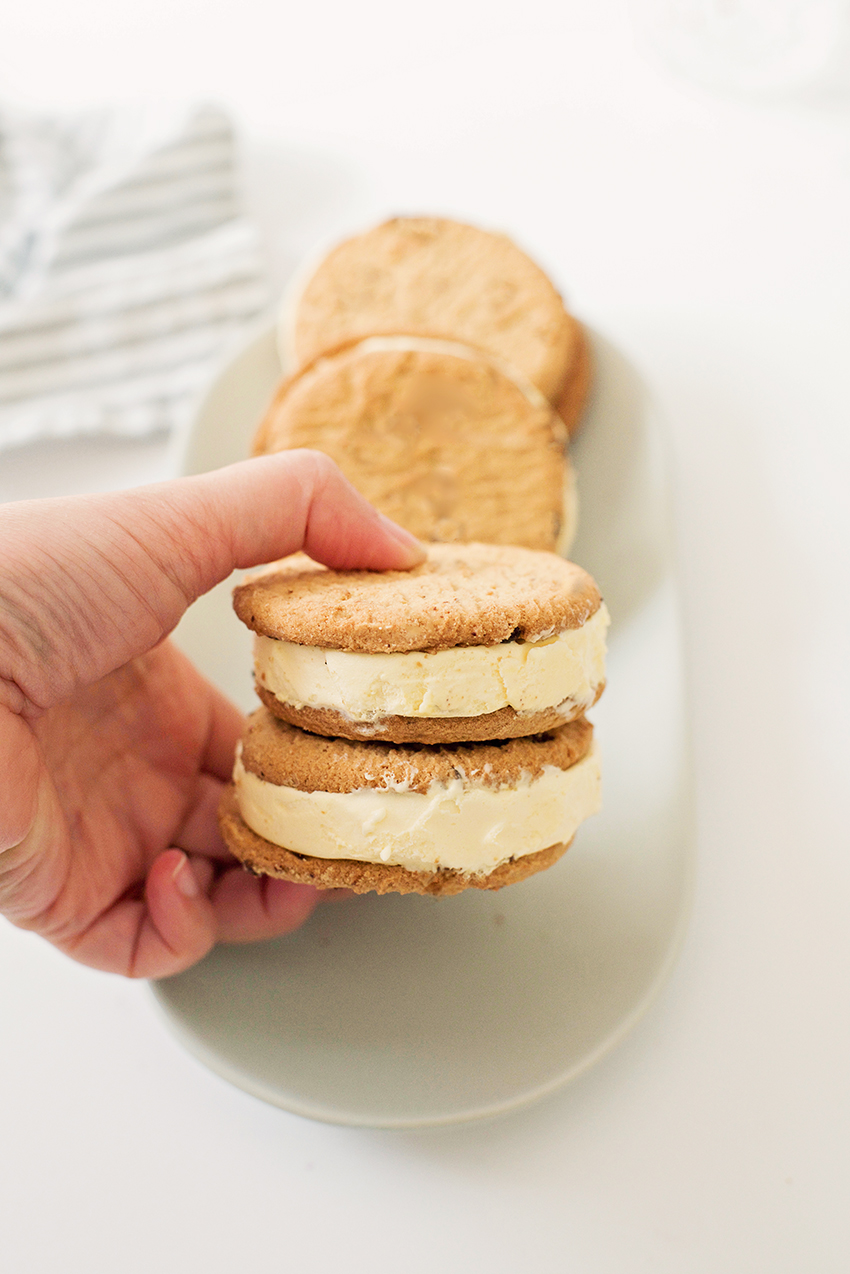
[280,216,591,436]
[253,336,576,554]
[218,709,600,896]
[233,543,609,745]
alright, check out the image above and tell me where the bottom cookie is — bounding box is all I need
[218,786,572,898]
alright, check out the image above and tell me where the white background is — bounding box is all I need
[2,2,850,1271]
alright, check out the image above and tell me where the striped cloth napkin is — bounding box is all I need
[0,103,269,451]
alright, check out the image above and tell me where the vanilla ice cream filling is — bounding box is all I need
[234,743,601,876]
[255,603,608,724]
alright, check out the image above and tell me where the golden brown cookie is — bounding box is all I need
[281,216,590,432]
[219,710,599,895]
[254,337,574,553]
[235,543,602,651]
[239,707,594,792]
[233,543,609,744]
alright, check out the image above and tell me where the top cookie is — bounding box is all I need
[233,542,602,654]
[283,217,582,405]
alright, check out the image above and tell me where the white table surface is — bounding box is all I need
[2,3,850,1271]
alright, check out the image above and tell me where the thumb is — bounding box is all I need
[0,449,424,716]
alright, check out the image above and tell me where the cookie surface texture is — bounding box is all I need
[254,338,571,552]
[288,217,581,404]
[234,542,601,653]
[238,708,594,793]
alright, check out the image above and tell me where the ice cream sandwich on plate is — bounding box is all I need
[234,543,609,745]
[219,709,600,897]
[219,544,607,897]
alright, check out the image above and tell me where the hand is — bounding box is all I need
[0,450,424,978]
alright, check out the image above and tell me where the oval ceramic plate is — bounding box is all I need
[153,326,694,1128]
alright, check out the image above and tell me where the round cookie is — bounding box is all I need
[253,337,575,554]
[220,710,600,896]
[281,216,590,434]
[233,543,609,744]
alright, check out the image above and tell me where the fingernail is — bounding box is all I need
[173,853,199,898]
[376,513,426,563]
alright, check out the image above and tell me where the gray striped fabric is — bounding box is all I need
[0,103,268,450]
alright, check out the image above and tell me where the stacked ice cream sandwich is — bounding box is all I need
[217,218,607,896]
[220,545,608,895]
